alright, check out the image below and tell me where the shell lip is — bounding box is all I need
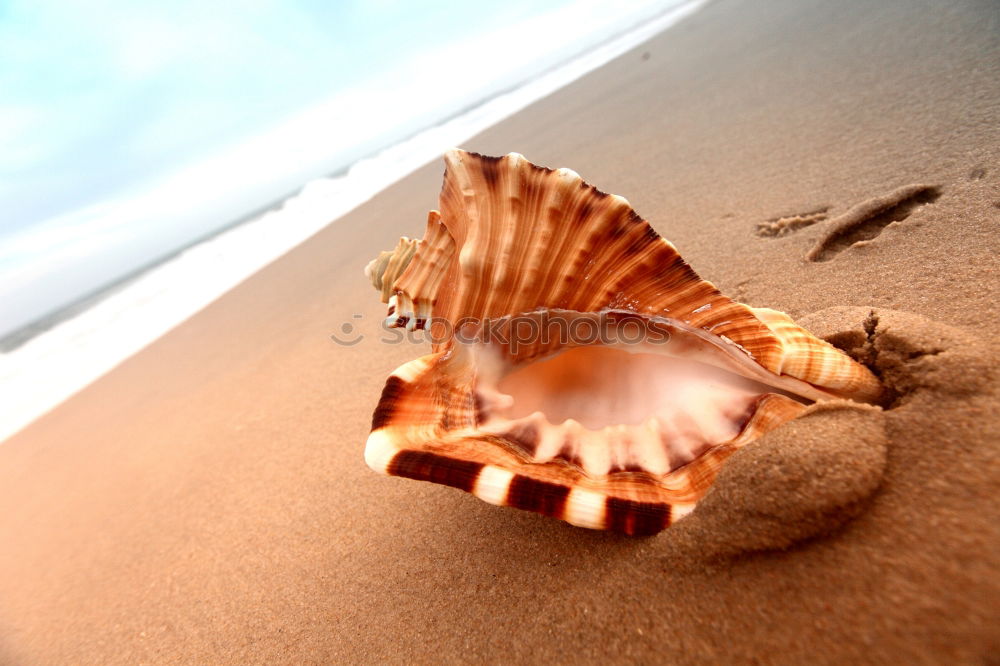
[440,306,849,405]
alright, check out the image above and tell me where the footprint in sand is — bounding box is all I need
[805,184,941,262]
[754,207,829,238]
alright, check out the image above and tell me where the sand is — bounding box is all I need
[1,0,998,663]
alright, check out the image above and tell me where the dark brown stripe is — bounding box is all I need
[505,476,570,518]
[639,216,660,239]
[370,376,407,430]
[658,254,700,287]
[606,497,672,536]
[479,156,501,188]
[387,450,484,494]
[529,160,554,176]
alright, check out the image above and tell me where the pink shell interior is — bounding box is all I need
[483,344,796,478]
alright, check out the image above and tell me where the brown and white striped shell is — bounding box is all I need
[364,149,883,535]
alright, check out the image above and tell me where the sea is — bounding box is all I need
[0,0,706,443]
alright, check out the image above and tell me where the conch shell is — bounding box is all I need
[364,149,883,535]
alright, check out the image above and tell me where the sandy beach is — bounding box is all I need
[1,0,998,663]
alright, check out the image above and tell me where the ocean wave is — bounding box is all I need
[0,0,706,443]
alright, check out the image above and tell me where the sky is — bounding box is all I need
[0,0,679,339]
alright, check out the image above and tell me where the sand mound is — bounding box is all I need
[671,400,886,558]
[666,304,996,561]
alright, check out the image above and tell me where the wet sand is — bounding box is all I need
[1,0,998,663]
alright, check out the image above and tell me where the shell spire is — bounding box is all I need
[363,149,883,535]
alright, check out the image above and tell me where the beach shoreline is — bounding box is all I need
[0,0,707,446]
[1,0,997,663]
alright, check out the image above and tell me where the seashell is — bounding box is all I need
[365,235,419,304]
[363,149,883,535]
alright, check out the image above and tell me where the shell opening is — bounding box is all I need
[497,346,792,429]
[464,310,813,480]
